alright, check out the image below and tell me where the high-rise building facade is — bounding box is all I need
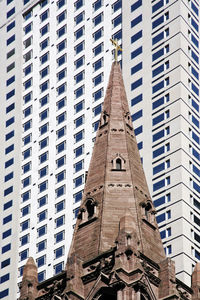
[123,0,200,287]
[0,0,199,298]
[0,0,122,299]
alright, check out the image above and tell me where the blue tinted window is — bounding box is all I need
[192,67,199,80]
[134,125,142,136]
[74,190,82,203]
[153,146,164,158]
[3,214,12,224]
[57,97,66,110]
[131,62,142,75]
[93,104,102,116]
[57,156,65,168]
[38,225,46,237]
[7,34,15,46]
[152,31,164,45]
[194,181,200,193]
[57,39,66,52]
[192,2,199,16]
[1,259,10,269]
[152,80,164,93]
[93,13,103,26]
[131,14,142,28]
[153,179,165,192]
[57,25,66,38]
[40,38,49,50]
[5,130,14,141]
[41,24,49,36]
[75,56,84,69]
[192,83,199,96]
[154,196,165,207]
[131,46,142,59]
[152,47,164,61]
[6,117,15,128]
[23,148,31,159]
[41,52,49,64]
[131,78,142,90]
[131,0,142,12]
[55,216,65,228]
[74,145,83,158]
[0,289,9,298]
[132,110,142,121]
[6,103,15,113]
[192,34,199,48]
[192,99,199,112]
[191,18,199,32]
[93,88,103,101]
[7,7,15,18]
[7,21,15,32]
[152,96,164,109]
[56,185,65,198]
[153,129,164,142]
[74,175,83,187]
[93,58,102,72]
[112,29,122,41]
[152,15,164,29]
[75,42,84,54]
[152,64,164,77]
[6,89,15,101]
[5,172,13,182]
[5,158,14,168]
[153,162,165,175]
[193,131,199,144]
[75,130,83,143]
[93,43,103,56]
[93,28,103,41]
[192,115,199,128]
[0,274,10,284]
[5,144,14,154]
[22,191,30,202]
[93,0,102,11]
[55,231,64,243]
[75,86,84,98]
[192,50,199,64]
[75,0,83,10]
[2,229,11,239]
[75,12,84,25]
[57,0,65,8]
[153,113,164,126]
[131,30,142,43]
[152,0,163,13]
[93,73,102,86]
[113,0,121,12]
[131,94,142,106]
[137,141,143,150]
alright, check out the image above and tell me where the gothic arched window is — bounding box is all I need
[116,158,122,170]
[86,199,95,219]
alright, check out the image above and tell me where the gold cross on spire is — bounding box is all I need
[110,38,123,62]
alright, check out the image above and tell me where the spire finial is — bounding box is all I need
[110,38,123,62]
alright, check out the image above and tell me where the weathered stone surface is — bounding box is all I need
[20,62,197,300]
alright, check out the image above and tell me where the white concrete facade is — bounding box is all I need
[0,0,200,299]
[123,0,200,287]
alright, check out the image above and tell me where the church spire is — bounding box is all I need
[67,62,165,265]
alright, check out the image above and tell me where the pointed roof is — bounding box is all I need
[67,62,165,266]
[22,257,38,280]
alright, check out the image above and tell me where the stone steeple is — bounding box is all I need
[67,61,165,264]
[19,257,38,300]
[20,62,197,300]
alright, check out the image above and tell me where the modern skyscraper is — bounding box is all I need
[123,0,200,287]
[0,0,200,298]
[0,0,122,299]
